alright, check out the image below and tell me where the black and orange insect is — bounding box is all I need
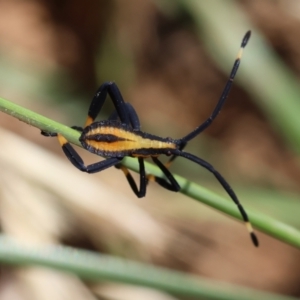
[42,31,258,247]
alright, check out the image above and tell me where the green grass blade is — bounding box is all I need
[0,236,297,300]
[0,96,81,146]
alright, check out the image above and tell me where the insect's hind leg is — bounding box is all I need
[164,141,187,169]
[115,157,147,198]
[147,157,180,192]
[175,149,258,247]
[142,141,186,189]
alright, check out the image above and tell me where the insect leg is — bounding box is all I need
[58,133,121,173]
[85,82,130,127]
[109,102,141,130]
[116,157,147,198]
[147,157,180,192]
[164,141,187,169]
[174,149,258,247]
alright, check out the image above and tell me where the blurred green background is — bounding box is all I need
[0,0,300,299]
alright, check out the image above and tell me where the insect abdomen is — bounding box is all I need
[80,121,177,157]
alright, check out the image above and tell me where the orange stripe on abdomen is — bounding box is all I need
[83,126,176,153]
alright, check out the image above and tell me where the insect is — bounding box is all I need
[42,30,258,247]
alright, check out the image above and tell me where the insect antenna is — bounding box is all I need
[181,30,251,144]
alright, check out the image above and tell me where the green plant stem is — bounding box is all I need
[0,97,81,146]
[0,236,297,300]
[0,96,300,248]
